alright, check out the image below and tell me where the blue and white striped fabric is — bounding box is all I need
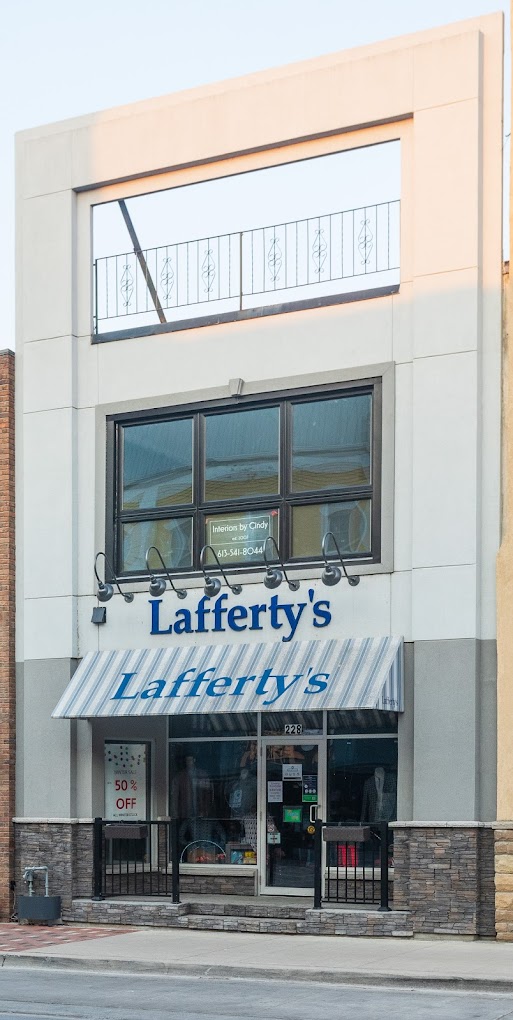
[52,637,403,718]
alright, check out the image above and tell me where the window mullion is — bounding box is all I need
[194,414,203,569]
[287,487,373,506]
[282,400,290,558]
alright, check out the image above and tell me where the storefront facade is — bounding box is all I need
[15,14,504,935]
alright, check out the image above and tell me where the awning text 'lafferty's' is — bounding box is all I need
[52,637,404,719]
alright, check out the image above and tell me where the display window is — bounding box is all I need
[167,713,398,878]
[169,740,258,865]
[327,737,398,824]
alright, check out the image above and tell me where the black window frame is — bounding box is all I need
[105,379,382,579]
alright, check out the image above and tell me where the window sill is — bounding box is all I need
[177,863,258,875]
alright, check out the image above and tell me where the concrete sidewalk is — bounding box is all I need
[1,925,513,991]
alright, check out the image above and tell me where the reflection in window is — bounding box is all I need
[292,500,371,558]
[169,741,258,865]
[122,517,192,573]
[204,407,279,501]
[169,714,257,738]
[328,739,397,825]
[327,710,398,734]
[122,419,193,509]
[291,395,371,492]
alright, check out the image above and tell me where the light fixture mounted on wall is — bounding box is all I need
[94,551,134,603]
[145,546,187,599]
[263,536,300,591]
[321,531,360,587]
[199,545,243,598]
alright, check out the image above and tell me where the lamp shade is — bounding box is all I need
[149,576,166,598]
[263,568,282,590]
[321,564,341,587]
[204,575,221,597]
[97,581,114,602]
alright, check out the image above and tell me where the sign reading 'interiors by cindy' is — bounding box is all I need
[206,510,275,563]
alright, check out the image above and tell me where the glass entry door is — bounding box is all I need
[262,740,323,894]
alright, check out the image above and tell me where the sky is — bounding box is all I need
[1,0,510,349]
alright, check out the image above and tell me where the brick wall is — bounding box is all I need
[494,825,513,940]
[0,352,15,920]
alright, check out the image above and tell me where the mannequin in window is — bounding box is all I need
[228,768,257,818]
[360,766,397,823]
[172,754,226,854]
[227,766,258,851]
[172,754,213,818]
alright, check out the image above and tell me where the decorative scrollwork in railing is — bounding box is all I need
[267,235,282,283]
[312,228,327,276]
[160,257,175,302]
[201,248,216,293]
[358,218,373,266]
[120,264,134,308]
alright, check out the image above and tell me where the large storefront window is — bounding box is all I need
[167,713,398,872]
[109,382,380,575]
[328,738,398,824]
[169,740,258,865]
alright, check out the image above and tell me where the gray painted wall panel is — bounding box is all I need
[18,658,77,817]
[397,641,414,820]
[413,639,497,821]
[477,639,497,821]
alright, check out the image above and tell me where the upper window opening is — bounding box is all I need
[93,142,400,339]
[110,381,381,577]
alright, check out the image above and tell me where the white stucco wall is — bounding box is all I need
[16,14,503,661]
[14,15,504,821]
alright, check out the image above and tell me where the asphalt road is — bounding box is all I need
[0,969,512,1020]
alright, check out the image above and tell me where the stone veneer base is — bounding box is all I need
[392,824,495,937]
[68,898,413,937]
[14,821,495,938]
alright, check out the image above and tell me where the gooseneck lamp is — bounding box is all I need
[94,552,134,603]
[199,545,243,597]
[145,546,187,600]
[321,531,360,587]
[263,536,300,592]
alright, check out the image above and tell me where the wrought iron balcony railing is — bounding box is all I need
[93,199,400,337]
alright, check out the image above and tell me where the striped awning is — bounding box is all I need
[52,637,403,719]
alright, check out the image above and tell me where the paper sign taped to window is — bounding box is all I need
[267,781,283,803]
[283,763,302,780]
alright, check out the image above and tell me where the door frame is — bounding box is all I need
[259,736,326,896]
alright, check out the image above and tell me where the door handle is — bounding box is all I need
[309,804,321,824]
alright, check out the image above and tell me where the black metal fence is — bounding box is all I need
[94,199,400,333]
[92,818,180,902]
[313,821,391,911]
[92,817,390,909]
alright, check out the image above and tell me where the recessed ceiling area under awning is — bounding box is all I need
[52,637,403,719]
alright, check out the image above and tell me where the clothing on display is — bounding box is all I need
[171,755,213,817]
[360,766,397,822]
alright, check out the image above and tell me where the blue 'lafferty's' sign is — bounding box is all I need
[150,588,331,644]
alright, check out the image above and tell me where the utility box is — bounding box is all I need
[17,895,61,922]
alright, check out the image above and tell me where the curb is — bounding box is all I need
[1,953,513,992]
